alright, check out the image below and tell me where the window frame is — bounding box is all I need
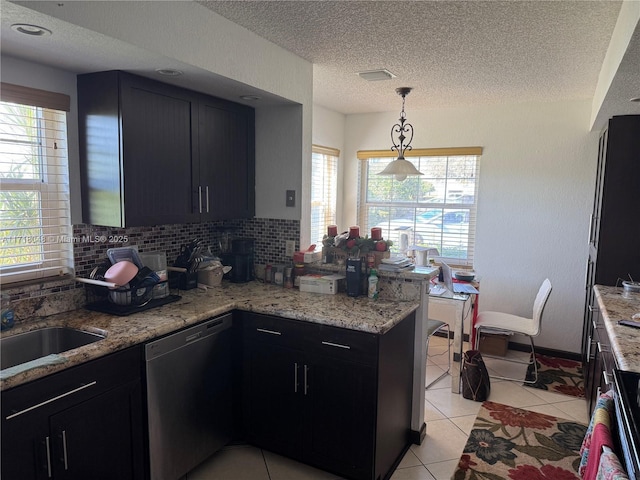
[357,147,482,266]
[310,144,340,246]
[0,86,73,285]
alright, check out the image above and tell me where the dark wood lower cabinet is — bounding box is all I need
[585,297,617,414]
[2,309,415,480]
[303,352,376,479]
[245,341,304,459]
[242,311,415,480]
[1,348,144,480]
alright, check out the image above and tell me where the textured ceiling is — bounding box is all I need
[1,0,635,120]
[200,1,623,114]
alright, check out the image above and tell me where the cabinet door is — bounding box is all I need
[198,99,255,220]
[582,279,597,399]
[590,128,608,248]
[304,354,376,480]
[120,75,199,226]
[49,381,144,480]
[1,407,50,480]
[595,115,640,284]
[245,341,303,458]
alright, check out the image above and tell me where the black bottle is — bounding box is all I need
[346,258,363,297]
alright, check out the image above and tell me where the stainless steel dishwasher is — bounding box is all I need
[145,313,233,480]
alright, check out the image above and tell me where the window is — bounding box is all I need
[0,83,73,284]
[358,147,482,265]
[310,145,339,245]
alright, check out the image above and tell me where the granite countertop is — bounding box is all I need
[0,281,420,391]
[593,285,640,372]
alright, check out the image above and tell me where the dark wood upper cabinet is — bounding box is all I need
[197,97,255,221]
[78,71,255,227]
[588,115,640,285]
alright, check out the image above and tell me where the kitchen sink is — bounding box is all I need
[1,327,106,370]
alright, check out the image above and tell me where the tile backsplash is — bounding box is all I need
[3,218,300,320]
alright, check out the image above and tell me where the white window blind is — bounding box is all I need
[0,92,73,284]
[310,145,339,245]
[358,147,482,266]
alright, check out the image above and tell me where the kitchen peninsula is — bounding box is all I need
[592,285,640,372]
[1,280,426,480]
[590,285,640,479]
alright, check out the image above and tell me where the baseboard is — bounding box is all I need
[433,332,581,362]
[409,422,426,445]
[507,341,581,362]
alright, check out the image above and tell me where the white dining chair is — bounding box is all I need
[474,278,552,383]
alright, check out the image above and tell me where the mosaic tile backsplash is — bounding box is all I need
[3,218,300,317]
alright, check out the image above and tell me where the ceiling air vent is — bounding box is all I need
[357,69,396,81]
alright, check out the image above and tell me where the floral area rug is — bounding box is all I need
[524,354,585,398]
[453,401,587,480]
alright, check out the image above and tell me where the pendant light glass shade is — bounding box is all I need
[377,157,423,182]
[378,87,423,182]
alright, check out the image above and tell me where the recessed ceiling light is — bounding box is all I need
[239,95,261,101]
[357,69,397,81]
[155,68,183,77]
[11,24,52,37]
[630,96,640,103]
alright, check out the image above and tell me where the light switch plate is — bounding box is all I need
[286,190,295,207]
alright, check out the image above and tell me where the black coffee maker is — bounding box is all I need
[346,258,363,297]
[221,238,255,283]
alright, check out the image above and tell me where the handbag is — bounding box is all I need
[461,350,491,401]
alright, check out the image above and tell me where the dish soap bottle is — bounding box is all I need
[1,292,15,330]
[368,269,379,299]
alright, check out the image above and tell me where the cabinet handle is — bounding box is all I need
[586,335,592,359]
[304,364,309,395]
[6,381,97,420]
[321,341,351,350]
[588,304,598,313]
[603,370,610,386]
[61,430,69,470]
[205,186,210,213]
[45,436,52,478]
[294,362,299,393]
[198,186,203,213]
[256,328,281,336]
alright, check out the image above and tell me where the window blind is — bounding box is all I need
[310,145,339,245]
[0,98,73,283]
[358,147,482,266]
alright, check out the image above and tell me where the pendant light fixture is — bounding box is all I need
[378,87,423,181]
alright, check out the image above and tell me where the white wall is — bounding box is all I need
[342,100,599,353]
[310,104,346,244]
[1,55,82,224]
[255,104,304,220]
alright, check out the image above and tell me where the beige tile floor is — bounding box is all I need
[186,336,589,480]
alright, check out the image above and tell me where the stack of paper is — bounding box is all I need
[378,256,414,272]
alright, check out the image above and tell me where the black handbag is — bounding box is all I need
[461,350,491,401]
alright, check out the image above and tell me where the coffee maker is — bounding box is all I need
[346,258,363,297]
[221,238,255,283]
